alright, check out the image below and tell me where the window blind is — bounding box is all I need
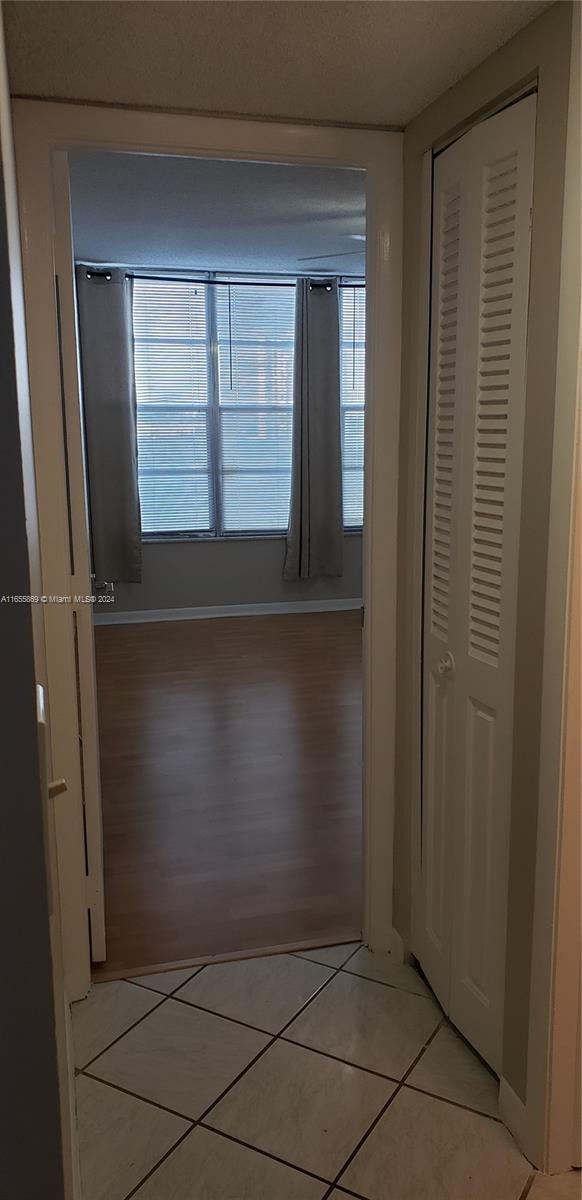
[339,286,366,528]
[133,280,212,534]
[133,276,365,537]
[215,281,295,532]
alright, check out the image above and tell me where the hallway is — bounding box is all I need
[72,943,579,1200]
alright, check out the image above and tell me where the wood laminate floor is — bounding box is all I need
[93,612,362,979]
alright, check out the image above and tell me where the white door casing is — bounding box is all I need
[416,94,536,1072]
[51,153,107,965]
[13,100,403,993]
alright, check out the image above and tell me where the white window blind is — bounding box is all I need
[339,285,365,528]
[133,276,365,537]
[133,281,212,534]
[215,282,295,532]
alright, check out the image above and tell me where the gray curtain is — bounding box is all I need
[284,279,343,580]
[76,266,142,583]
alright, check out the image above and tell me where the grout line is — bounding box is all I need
[197,958,349,1125]
[340,965,432,1000]
[170,992,283,1035]
[77,954,510,1200]
[403,1080,503,1123]
[270,953,356,1038]
[100,949,366,1200]
[518,1171,538,1200]
[81,1069,199,1123]
[197,1123,332,1186]
[79,948,344,1110]
[77,992,168,1072]
[125,964,206,997]
[319,1019,445,1200]
[325,1187,370,1200]
[123,1124,196,1200]
[334,944,362,967]
[83,1007,496,1133]
[279,1033,401,1084]
[197,1035,278,1123]
[279,1031,503,1125]
[290,943,361,969]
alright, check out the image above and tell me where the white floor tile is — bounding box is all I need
[72,980,161,1068]
[341,1086,531,1200]
[296,943,360,968]
[76,1074,188,1200]
[133,1126,328,1199]
[88,998,269,1119]
[207,1038,394,1180]
[175,953,333,1032]
[286,970,441,1079]
[529,1172,582,1199]
[343,947,432,997]
[129,966,203,995]
[407,1023,499,1117]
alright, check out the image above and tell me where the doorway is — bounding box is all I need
[13,100,403,998]
[67,152,368,977]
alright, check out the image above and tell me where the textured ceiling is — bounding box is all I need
[5,0,551,128]
[69,152,367,274]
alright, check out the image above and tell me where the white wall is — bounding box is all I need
[110,533,362,613]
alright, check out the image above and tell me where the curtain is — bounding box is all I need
[76,266,142,583]
[283,279,343,580]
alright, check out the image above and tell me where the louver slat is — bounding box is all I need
[468,152,517,665]
[429,184,460,640]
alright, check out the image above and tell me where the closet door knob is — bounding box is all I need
[437,652,455,676]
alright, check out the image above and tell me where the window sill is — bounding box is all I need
[142,532,286,544]
[141,529,363,544]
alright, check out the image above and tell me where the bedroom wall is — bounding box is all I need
[108,533,363,615]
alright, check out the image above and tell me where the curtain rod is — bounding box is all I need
[81,266,364,288]
[125,274,365,289]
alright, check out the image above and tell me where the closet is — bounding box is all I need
[414,94,536,1072]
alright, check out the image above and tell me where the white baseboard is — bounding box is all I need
[93,598,363,626]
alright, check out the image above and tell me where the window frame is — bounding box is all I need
[134,272,365,541]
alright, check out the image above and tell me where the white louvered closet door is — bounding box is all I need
[417,133,469,1011]
[416,94,536,1072]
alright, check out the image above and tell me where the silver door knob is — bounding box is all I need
[437,651,455,676]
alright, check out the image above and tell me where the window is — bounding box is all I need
[133,276,365,537]
[134,278,295,535]
[215,283,295,532]
[340,285,365,528]
[133,281,212,534]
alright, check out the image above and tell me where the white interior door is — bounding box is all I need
[52,152,107,965]
[415,94,536,1072]
[416,133,468,1011]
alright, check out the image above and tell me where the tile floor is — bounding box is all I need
[72,944,581,1200]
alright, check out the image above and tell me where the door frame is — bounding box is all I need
[409,82,580,1168]
[12,99,403,1000]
